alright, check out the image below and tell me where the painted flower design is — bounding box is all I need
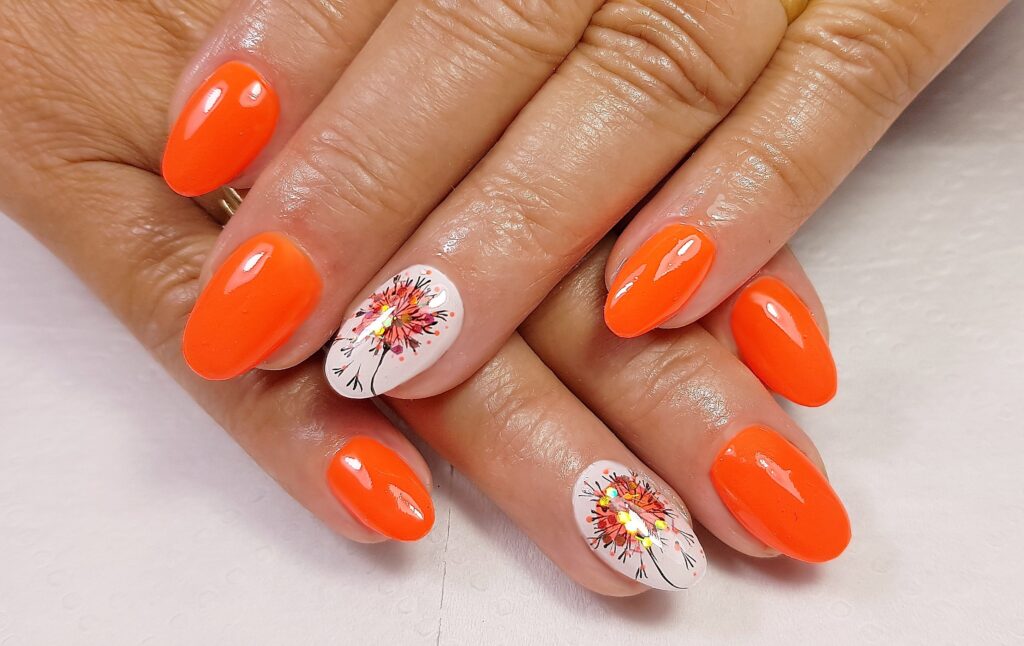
[325,265,462,399]
[574,461,705,590]
[351,273,448,355]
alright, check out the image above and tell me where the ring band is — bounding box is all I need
[780,0,809,22]
[219,186,243,219]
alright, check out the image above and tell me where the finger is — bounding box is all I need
[326,0,789,400]
[604,0,1009,336]
[16,159,708,586]
[184,0,603,380]
[390,335,707,594]
[162,0,397,196]
[8,160,435,544]
[521,240,851,562]
[701,246,837,407]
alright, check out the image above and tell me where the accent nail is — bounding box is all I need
[731,276,837,407]
[163,61,279,197]
[183,232,321,380]
[573,460,706,590]
[326,436,434,541]
[711,425,851,563]
[325,265,462,399]
[604,224,715,338]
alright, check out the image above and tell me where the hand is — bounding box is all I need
[168,0,792,397]
[0,0,851,594]
[166,0,1006,409]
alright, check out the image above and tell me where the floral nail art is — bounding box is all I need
[573,460,706,591]
[325,265,462,399]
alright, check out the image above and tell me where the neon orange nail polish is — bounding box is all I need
[711,425,851,563]
[162,61,279,197]
[731,276,837,407]
[604,224,715,338]
[182,232,321,380]
[326,437,434,541]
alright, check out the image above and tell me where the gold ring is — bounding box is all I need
[219,186,243,219]
[780,0,809,23]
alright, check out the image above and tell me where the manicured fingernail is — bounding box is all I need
[731,276,837,407]
[183,232,321,380]
[162,61,279,197]
[325,265,462,399]
[326,436,434,541]
[573,460,706,590]
[604,224,715,338]
[711,426,851,563]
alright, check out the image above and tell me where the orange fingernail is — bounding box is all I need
[604,224,715,338]
[711,425,851,563]
[326,437,435,541]
[731,276,837,407]
[162,61,279,197]
[183,232,321,380]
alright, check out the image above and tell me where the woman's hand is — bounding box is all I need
[167,0,1006,407]
[0,0,851,593]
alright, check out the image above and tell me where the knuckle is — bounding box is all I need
[617,336,718,425]
[786,1,932,120]
[729,135,831,216]
[473,355,568,466]
[464,169,589,283]
[576,0,744,121]
[285,114,421,232]
[414,0,591,68]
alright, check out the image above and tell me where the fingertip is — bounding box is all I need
[163,60,279,198]
[325,435,436,542]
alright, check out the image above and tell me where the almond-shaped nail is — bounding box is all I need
[325,265,462,399]
[573,460,706,590]
[731,276,837,407]
[163,61,279,197]
[183,232,321,380]
[605,224,715,338]
[711,426,851,563]
[326,436,434,541]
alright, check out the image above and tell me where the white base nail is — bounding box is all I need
[573,460,706,591]
[325,265,462,399]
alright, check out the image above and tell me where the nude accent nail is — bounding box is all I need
[573,460,706,590]
[163,61,279,197]
[325,265,462,399]
[731,276,837,406]
[711,425,851,563]
[182,232,321,380]
[604,224,715,338]
[326,436,434,541]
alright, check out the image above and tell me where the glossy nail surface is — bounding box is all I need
[573,460,706,590]
[325,265,462,399]
[711,426,850,563]
[732,276,837,406]
[183,232,321,380]
[605,224,715,338]
[163,61,279,197]
[326,437,434,541]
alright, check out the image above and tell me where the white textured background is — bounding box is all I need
[2,5,1023,645]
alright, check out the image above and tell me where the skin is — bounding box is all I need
[178,0,1006,401]
[605,0,1010,330]
[167,0,399,189]
[187,0,789,386]
[1,0,842,595]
